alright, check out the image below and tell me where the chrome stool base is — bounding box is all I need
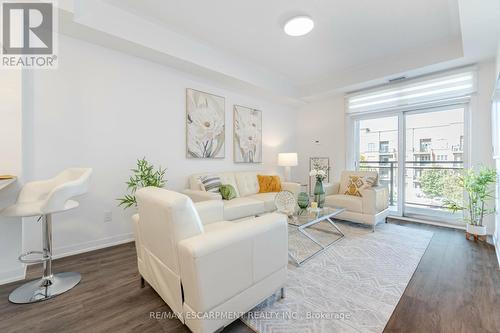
[9,272,81,304]
[9,214,82,304]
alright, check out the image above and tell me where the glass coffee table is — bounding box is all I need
[288,207,346,266]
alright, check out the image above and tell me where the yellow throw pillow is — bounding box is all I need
[257,175,282,193]
[344,175,376,197]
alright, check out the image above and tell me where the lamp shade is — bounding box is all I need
[278,153,298,167]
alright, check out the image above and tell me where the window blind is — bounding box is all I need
[346,69,476,114]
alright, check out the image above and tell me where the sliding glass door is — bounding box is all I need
[353,105,466,223]
[403,107,465,222]
[357,116,399,213]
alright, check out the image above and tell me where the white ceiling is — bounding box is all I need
[61,0,500,102]
[104,0,462,86]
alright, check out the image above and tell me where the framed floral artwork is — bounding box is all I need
[186,88,225,159]
[233,105,262,163]
[309,157,330,194]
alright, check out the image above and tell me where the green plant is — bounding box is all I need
[420,169,462,202]
[443,167,497,226]
[117,157,167,209]
[420,169,447,198]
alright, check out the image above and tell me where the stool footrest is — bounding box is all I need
[18,251,51,264]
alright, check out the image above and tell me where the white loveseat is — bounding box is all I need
[132,187,288,333]
[324,170,390,229]
[183,171,301,220]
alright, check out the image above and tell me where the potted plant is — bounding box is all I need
[444,167,496,241]
[309,169,327,208]
[118,157,167,209]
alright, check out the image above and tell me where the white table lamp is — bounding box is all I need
[278,153,298,181]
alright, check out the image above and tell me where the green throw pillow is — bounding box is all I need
[220,184,236,200]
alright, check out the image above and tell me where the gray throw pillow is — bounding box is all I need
[199,175,222,193]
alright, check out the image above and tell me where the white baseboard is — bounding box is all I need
[0,266,26,285]
[52,233,134,260]
[388,215,466,230]
[0,233,134,285]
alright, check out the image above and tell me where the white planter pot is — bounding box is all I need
[466,224,487,236]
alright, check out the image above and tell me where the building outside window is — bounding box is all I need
[437,155,448,161]
[379,141,389,153]
[420,138,431,152]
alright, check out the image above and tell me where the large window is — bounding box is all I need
[358,116,399,209]
[404,108,464,221]
[347,69,475,114]
[355,107,465,223]
[350,69,472,224]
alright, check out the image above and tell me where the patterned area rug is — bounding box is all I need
[241,221,433,333]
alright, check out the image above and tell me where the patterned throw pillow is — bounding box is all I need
[366,175,377,187]
[220,184,236,200]
[257,175,282,193]
[344,175,377,197]
[199,175,222,193]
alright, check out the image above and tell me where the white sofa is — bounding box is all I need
[183,171,301,220]
[324,170,390,229]
[132,187,288,333]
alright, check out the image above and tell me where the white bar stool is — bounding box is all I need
[1,168,92,304]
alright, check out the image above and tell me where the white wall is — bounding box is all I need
[10,34,297,280]
[0,186,24,284]
[297,61,497,231]
[296,95,345,186]
[0,71,22,175]
[469,61,496,170]
[0,71,24,284]
[496,41,500,80]
[493,40,500,265]
[469,61,497,233]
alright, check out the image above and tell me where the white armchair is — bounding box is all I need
[132,187,288,333]
[323,170,389,230]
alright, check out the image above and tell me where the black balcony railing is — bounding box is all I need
[359,160,464,208]
[359,161,397,206]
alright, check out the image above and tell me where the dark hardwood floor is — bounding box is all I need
[384,220,500,333]
[0,221,498,333]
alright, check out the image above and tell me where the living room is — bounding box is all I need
[0,1,499,332]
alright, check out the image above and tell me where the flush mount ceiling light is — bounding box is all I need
[283,16,314,36]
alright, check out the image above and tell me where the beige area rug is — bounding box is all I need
[241,221,433,333]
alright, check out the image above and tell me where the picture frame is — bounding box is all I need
[309,157,330,194]
[186,88,225,159]
[233,105,262,163]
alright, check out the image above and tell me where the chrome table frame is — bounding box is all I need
[288,208,346,266]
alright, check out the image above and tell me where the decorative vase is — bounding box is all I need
[314,179,325,208]
[297,192,310,211]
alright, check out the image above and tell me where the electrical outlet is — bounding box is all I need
[104,211,112,222]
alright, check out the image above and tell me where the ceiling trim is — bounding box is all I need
[57,0,304,105]
[50,0,500,104]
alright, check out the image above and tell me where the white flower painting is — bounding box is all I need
[233,105,262,163]
[186,89,225,159]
